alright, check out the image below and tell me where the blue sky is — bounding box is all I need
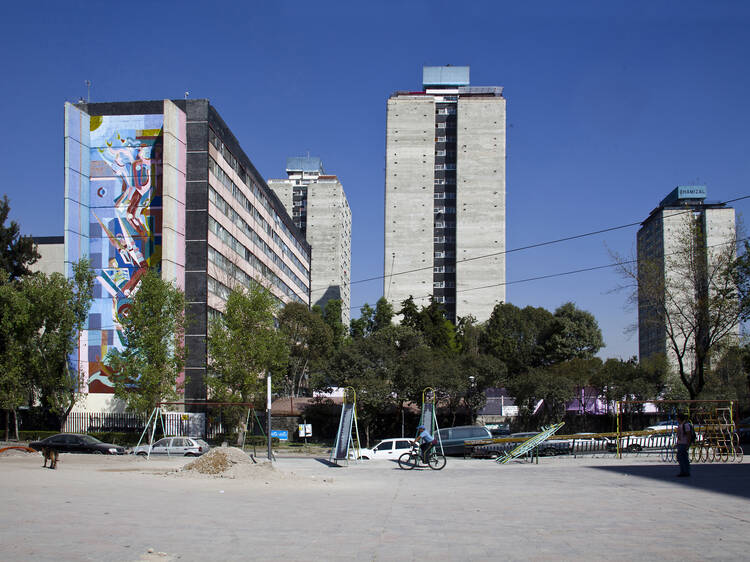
[2,1,749,360]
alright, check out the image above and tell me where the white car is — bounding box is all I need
[356,438,414,460]
[645,421,678,432]
[132,436,210,457]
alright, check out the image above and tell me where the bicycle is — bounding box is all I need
[398,443,446,470]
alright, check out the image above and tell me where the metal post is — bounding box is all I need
[267,373,272,461]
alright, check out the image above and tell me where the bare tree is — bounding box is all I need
[614,210,746,399]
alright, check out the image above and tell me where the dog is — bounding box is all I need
[42,447,59,469]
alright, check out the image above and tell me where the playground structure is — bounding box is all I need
[616,400,743,464]
[137,402,267,460]
[419,388,444,457]
[463,399,743,465]
[329,387,361,465]
[495,422,565,464]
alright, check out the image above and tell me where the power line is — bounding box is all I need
[311,194,750,297]
[350,194,750,288]
[346,219,750,312]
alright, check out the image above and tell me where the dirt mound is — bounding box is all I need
[178,446,281,480]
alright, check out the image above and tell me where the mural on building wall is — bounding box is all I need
[86,114,164,392]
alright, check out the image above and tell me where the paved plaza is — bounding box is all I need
[1,449,748,561]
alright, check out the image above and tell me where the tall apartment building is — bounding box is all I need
[268,157,352,326]
[384,66,506,323]
[64,99,310,412]
[637,186,737,368]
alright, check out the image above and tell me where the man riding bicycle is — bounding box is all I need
[413,425,437,463]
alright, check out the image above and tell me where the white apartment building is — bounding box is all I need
[269,157,352,325]
[637,186,738,370]
[384,66,506,323]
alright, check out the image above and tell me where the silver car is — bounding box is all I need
[133,437,210,457]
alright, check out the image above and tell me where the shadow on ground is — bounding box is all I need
[590,462,750,500]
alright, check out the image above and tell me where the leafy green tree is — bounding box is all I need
[398,296,421,331]
[508,364,576,425]
[326,330,399,445]
[107,270,187,415]
[207,284,288,443]
[456,315,481,356]
[322,299,346,349]
[0,260,94,436]
[30,260,95,430]
[418,299,458,351]
[350,303,374,339]
[0,195,39,281]
[544,302,604,364]
[700,345,749,404]
[278,301,333,397]
[591,356,668,415]
[0,272,35,439]
[460,353,507,423]
[480,303,553,375]
[373,297,394,332]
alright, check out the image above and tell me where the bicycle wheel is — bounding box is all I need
[398,452,417,470]
[427,453,446,470]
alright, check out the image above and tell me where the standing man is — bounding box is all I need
[675,412,693,477]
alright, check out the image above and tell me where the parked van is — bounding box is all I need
[435,425,492,456]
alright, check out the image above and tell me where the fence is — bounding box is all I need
[62,410,265,440]
[64,411,147,434]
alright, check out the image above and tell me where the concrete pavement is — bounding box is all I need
[1,451,748,561]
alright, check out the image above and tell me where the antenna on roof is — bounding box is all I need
[84,80,91,103]
[185,91,190,99]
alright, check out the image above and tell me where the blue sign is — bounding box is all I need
[270,430,288,441]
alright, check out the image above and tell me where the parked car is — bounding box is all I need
[29,433,126,455]
[355,438,413,460]
[570,433,614,453]
[132,437,210,457]
[645,420,678,432]
[435,425,493,456]
[486,423,511,437]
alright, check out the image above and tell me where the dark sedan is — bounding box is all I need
[30,433,126,455]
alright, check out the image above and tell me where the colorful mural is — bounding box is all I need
[86,114,164,392]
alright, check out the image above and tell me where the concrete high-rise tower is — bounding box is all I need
[637,186,737,370]
[384,66,506,323]
[269,157,352,325]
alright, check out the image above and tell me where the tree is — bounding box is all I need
[107,270,187,415]
[207,284,288,443]
[702,344,750,404]
[0,260,94,436]
[508,365,576,425]
[480,303,553,375]
[278,301,333,397]
[418,299,458,351]
[350,303,374,339]
[456,315,481,356]
[0,271,35,439]
[0,195,40,281]
[322,299,346,350]
[30,260,95,430]
[398,296,421,331]
[373,297,394,332]
[543,302,604,364]
[326,331,399,445]
[617,214,748,398]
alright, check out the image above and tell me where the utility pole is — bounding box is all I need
[267,373,272,461]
